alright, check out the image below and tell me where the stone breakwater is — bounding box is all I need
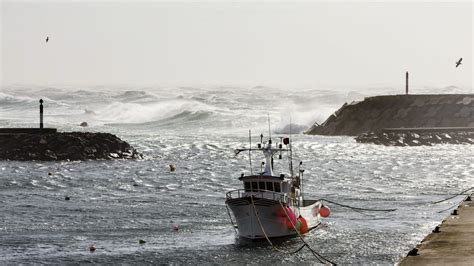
[306,94,474,136]
[356,129,474,146]
[0,132,142,161]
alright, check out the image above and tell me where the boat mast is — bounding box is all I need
[289,117,294,177]
[248,130,253,175]
[267,114,272,144]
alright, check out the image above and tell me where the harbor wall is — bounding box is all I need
[305,94,474,136]
[399,194,474,265]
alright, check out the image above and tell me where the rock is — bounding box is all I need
[356,130,474,146]
[169,164,176,172]
[0,132,142,161]
[45,149,58,160]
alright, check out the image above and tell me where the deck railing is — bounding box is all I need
[226,189,289,204]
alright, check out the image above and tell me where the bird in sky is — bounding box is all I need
[46,36,49,43]
[455,57,462,68]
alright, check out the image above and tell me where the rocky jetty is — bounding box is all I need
[306,94,474,136]
[356,128,474,146]
[0,132,142,161]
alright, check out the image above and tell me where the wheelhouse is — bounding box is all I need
[239,175,289,193]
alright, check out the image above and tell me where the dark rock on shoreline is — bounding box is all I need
[0,132,142,161]
[356,130,474,146]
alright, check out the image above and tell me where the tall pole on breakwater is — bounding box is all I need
[406,71,409,95]
[39,99,43,129]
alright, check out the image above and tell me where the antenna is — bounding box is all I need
[299,161,304,200]
[267,113,271,145]
[248,130,253,175]
[289,116,294,177]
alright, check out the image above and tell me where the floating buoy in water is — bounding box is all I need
[295,219,301,231]
[172,224,179,231]
[169,164,176,172]
[319,205,331,218]
[65,196,70,201]
[48,172,52,176]
[89,244,96,252]
[298,216,309,234]
[139,239,146,244]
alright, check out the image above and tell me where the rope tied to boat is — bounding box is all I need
[249,196,309,255]
[430,187,474,213]
[319,198,397,212]
[430,186,474,204]
[278,200,336,265]
[250,196,336,265]
[225,204,238,234]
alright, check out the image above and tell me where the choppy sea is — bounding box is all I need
[0,85,472,264]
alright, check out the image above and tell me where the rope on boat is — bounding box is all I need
[249,196,335,264]
[225,204,238,234]
[315,187,474,214]
[430,187,474,204]
[249,196,310,256]
[278,200,336,265]
[320,198,397,212]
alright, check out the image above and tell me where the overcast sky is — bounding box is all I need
[1,1,472,88]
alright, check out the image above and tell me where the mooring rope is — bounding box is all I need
[436,201,462,213]
[278,200,336,265]
[225,204,238,234]
[430,187,474,204]
[320,198,397,212]
[435,193,473,213]
[249,196,311,257]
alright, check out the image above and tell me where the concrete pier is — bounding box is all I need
[306,94,474,136]
[399,194,474,265]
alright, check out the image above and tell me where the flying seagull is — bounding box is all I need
[46,36,49,43]
[455,57,462,68]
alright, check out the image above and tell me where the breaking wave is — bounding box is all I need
[97,99,220,124]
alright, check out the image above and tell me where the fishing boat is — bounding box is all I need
[225,132,330,241]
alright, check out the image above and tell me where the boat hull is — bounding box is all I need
[226,197,321,240]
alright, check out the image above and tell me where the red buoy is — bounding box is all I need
[319,205,331,218]
[277,206,297,229]
[298,216,309,234]
[285,207,297,229]
[283,138,290,145]
[89,245,96,252]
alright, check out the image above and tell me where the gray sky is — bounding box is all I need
[1,1,472,88]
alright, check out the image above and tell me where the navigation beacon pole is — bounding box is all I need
[406,71,409,95]
[39,99,44,129]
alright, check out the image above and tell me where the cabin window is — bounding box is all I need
[251,182,258,192]
[266,182,274,191]
[274,182,281,192]
[258,181,265,191]
[244,182,251,192]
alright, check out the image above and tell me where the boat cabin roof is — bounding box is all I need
[239,174,285,181]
